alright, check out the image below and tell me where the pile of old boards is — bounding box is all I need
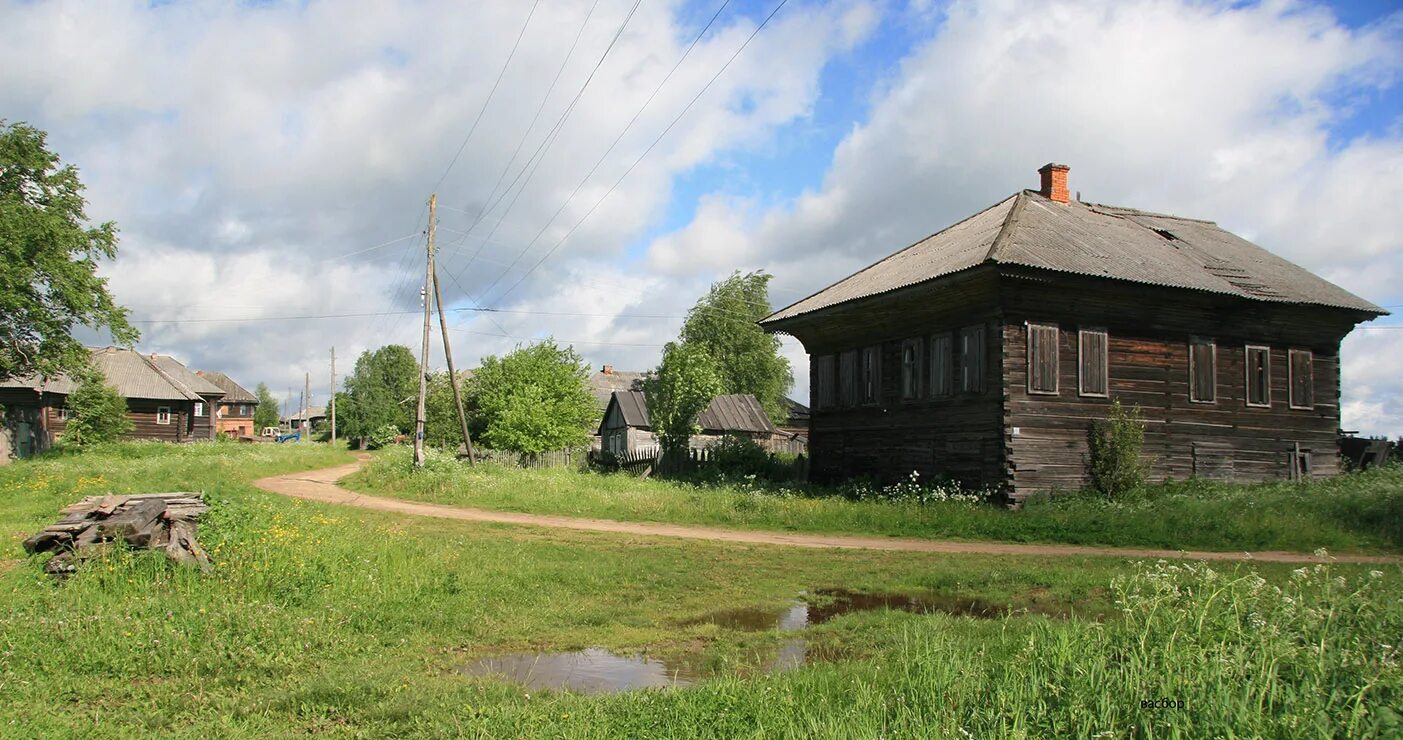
[22,493,212,577]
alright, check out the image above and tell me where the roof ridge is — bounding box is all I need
[762,192,1020,323]
[136,352,200,401]
[1086,202,1217,225]
[985,190,1029,262]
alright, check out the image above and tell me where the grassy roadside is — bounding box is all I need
[342,447,1403,554]
[1,443,1399,737]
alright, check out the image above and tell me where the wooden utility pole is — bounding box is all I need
[413,194,436,467]
[302,372,310,443]
[329,347,337,444]
[432,259,475,464]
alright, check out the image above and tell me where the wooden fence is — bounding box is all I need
[588,446,809,481]
[473,447,584,469]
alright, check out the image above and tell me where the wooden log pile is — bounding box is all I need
[22,493,212,576]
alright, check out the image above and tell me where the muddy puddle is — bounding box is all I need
[458,589,1056,695]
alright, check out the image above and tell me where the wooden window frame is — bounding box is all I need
[1244,345,1271,408]
[1288,349,1314,410]
[1188,337,1217,404]
[195,401,206,417]
[1078,328,1109,398]
[839,350,858,407]
[814,354,836,410]
[960,325,986,395]
[900,338,923,401]
[156,406,172,425]
[1026,322,1060,395]
[929,333,953,398]
[55,407,69,421]
[860,346,880,406]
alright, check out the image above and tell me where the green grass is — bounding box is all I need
[343,446,1403,554]
[0,443,1399,737]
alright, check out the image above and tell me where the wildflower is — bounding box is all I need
[1370,570,1384,579]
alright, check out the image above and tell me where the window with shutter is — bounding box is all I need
[1078,329,1109,397]
[839,350,858,407]
[814,354,836,410]
[901,339,923,400]
[1289,349,1314,409]
[929,333,952,397]
[861,346,880,404]
[1189,337,1216,403]
[1027,323,1059,394]
[960,325,985,394]
[1245,345,1270,407]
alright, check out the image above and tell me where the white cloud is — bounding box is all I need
[647,0,1403,432]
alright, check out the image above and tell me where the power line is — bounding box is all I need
[128,306,693,325]
[450,326,667,348]
[484,0,789,306]
[430,0,542,195]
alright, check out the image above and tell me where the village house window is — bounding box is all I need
[1078,329,1109,397]
[901,338,923,400]
[1027,323,1059,395]
[1245,345,1271,408]
[960,325,985,394]
[55,407,69,421]
[860,346,881,405]
[1289,349,1314,409]
[240,404,250,417]
[839,350,858,407]
[929,333,953,397]
[814,354,836,409]
[195,402,206,417]
[156,407,172,425]
[1188,337,1216,403]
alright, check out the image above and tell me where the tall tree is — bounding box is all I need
[677,270,792,422]
[472,340,595,455]
[63,364,132,445]
[0,121,137,381]
[338,345,417,445]
[644,342,723,454]
[253,383,280,431]
[424,370,479,450]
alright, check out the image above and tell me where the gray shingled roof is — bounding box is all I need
[590,369,646,408]
[762,190,1386,324]
[197,371,258,403]
[0,347,221,401]
[601,391,775,435]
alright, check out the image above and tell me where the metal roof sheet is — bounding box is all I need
[602,391,774,435]
[196,371,258,403]
[0,347,215,400]
[762,190,1385,324]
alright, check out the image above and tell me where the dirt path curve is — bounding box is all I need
[253,457,1402,565]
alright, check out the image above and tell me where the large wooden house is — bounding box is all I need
[0,347,226,459]
[196,371,259,438]
[759,164,1387,500]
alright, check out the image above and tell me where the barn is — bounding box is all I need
[598,391,778,455]
[759,164,1387,500]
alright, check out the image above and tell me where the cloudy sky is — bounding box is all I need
[2,0,1400,433]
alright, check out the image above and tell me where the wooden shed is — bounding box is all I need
[759,163,1387,500]
[598,391,778,455]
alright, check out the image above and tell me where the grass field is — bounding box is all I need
[1,442,1400,737]
[344,446,1403,554]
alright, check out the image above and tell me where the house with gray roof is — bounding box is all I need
[197,371,260,438]
[598,390,777,455]
[760,163,1386,499]
[1,347,227,459]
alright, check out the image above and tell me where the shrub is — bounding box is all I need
[63,364,132,446]
[707,435,772,478]
[365,423,400,450]
[1088,398,1148,497]
[838,470,988,505]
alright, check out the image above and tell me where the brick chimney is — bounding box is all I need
[1038,163,1070,203]
[601,364,614,375]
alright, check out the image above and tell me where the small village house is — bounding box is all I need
[759,164,1387,501]
[0,347,227,459]
[282,406,327,432]
[598,391,779,455]
[196,371,259,438]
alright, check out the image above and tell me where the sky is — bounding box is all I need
[1,0,1400,433]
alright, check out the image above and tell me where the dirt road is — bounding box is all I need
[252,458,1401,564]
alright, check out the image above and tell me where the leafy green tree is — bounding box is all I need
[472,340,595,455]
[338,345,418,446]
[644,342,723,454]
[253,383,280,431]
[677,270,792,423]
[0,121,138,381]
[63,364,132,445]
[1088,399,1149,498]
[424,370,478,450]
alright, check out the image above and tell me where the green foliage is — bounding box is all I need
[61,363,132,446]
[423,370,474,450]
[0,121,138,381]
[675,270,793,423]
[1088,398,1148,498]
[365,423,400,450]
[253,382,280,431]
[472,340,595,455]
[644,341,723,453]
[338,345,417,444]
